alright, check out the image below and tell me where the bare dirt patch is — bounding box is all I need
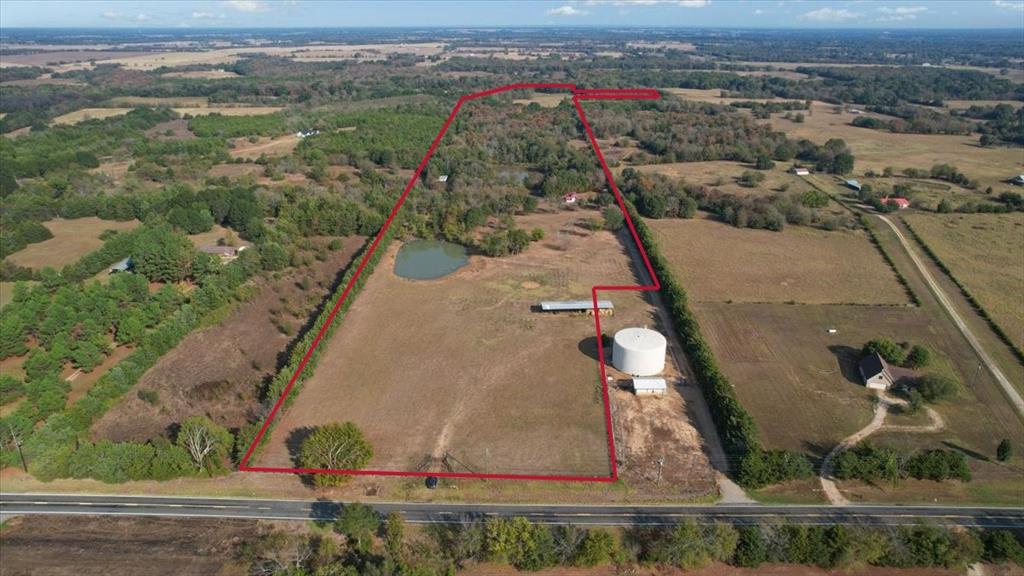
[6,217,139,270]
[145,118,195,141]
[50,107,133,125]
[230,134,300,159]
[208,163,264,179]
[647,214,908,305]
[91,238,366,442]
[161,69,240,79]
[0,515,254,576]
[512,91,570,108]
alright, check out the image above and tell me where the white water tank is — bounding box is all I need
[612,327,666,376]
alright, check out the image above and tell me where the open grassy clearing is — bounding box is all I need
[512,91,571,108]
[186,224,250,249]
[255,209,714,488]
[107,96,209,107]
[766,101,1024,191]
[51,105,285,126]
[661,87,779,105]
[160,69,240,79]
[623,160,830,202]
[902,212,1024,351]
[858,175,994,210]
[646,214,908,305]
[91,238,366,443]
[5,217,139,270]
[945,99,1024,110]
[229,133,301,159]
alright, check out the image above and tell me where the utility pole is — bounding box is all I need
[9,424,27,473]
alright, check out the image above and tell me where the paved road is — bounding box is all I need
[2,493,1023,528]
[875,214,1024,417]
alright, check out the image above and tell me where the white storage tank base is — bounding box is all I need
[612,327,666,376]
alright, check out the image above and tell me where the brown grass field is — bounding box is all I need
[903,212,1024,351]
[51,105,284,126]
[5,217,139,270]
[622,161,833,204]
[765,101,1024,191]
[160,69,241,79]
[107,96,209,107]
[646,214,908,305]
[229,134,301,159]
[254,209,713,486]
[92,239,366,442]
[512,92,571,108]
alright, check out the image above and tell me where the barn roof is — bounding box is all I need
[540,300,613,311]
[859,352,890,381]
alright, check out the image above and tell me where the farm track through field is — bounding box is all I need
[876,214,1024,418]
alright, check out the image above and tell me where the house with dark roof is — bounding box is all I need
[859,352,895,391]
[109,257,133,274]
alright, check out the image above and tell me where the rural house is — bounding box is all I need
[1009,174,1024,186]
[859,352,895,391]
[881,196,911,209]
[790,166,810,176]
[201,245,248,262]
[844,179,862,192]
[563,192,578,204]
[109,257,133,274]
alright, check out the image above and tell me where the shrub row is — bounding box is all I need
[858,214,921,306]
[245,229,394,462]
[626,202,811,488]
[901,218,1024,365]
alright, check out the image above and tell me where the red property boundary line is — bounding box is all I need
[239,83,662,482]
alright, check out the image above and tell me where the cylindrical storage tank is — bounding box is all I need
[612,327,666,376]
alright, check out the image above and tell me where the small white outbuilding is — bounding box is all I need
[632,377,667,396]
[612,327,667,377]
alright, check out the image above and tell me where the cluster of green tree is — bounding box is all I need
[0,220,52,259]
[276,195,383,238]
[298,109,443,170]
[795,66,1023,106]
[131,135,230,168]
[0,66,49,83]
[0,248,263,482]
[834,442,971,483]
[729,99,809,119]
[853,105,973,135]
[959,103,1024,146]
[242,507,1024,575]
[794,137,855,175]
[298,422,374,487]
[862,339,932,369]
[589,99,791,164]
[188,112,288,138]
[478,225,543,257]
[627,202,812,488]
[901,219,1024,365]
[0,107,176,178]
[618,168,852,233]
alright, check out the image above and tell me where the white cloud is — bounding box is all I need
[547,5,588,16]
[585,0,710,6]
[101,11,149,22]
[754,8,764,14]
[192,11,226,20]
[993,0,1024,11]
[224,0,270,12]
[799,7,861,22]
[876,6,927,21]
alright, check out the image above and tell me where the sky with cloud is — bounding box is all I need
[1,0,1022,28]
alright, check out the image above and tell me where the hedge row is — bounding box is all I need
[901,218,1024,366]
[859,215,921,306]
[626,203,811,488]
[244,229,395,461]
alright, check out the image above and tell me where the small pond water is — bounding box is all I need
[393,239,469,280]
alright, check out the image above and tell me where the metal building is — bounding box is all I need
[612,327,666,376]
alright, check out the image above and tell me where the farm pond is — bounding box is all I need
[393,239,468,280]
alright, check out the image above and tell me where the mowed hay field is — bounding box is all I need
[51,106,284,126]
[646,214,908,305]
[6,217,139,270]
[765,101,1023,191]
[903,212,1024,351]
[257,210,706,479]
